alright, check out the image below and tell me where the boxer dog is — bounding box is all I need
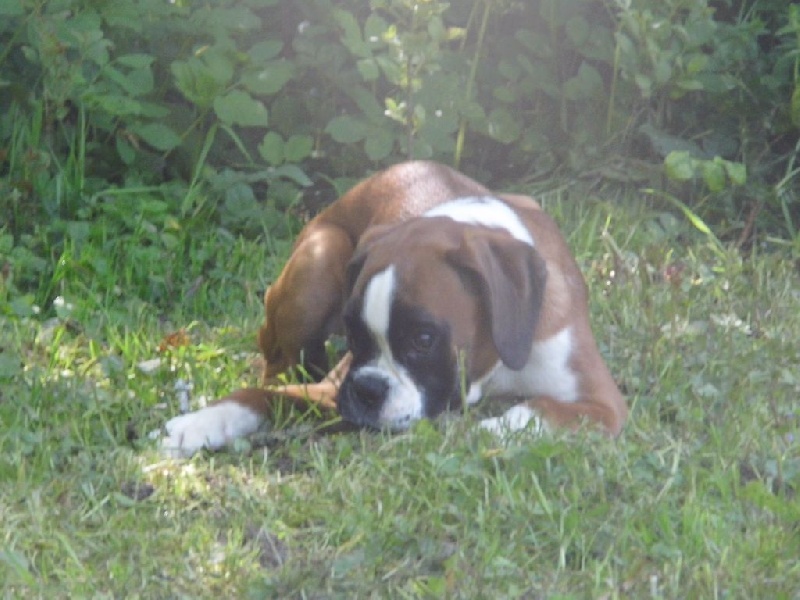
[161,161,627,457]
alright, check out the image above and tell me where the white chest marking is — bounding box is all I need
[424,196,534,246]
[482,327,578,402]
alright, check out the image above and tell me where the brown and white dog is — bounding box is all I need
[161,161,627,457]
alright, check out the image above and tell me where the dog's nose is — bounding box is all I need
[352,374,389,407]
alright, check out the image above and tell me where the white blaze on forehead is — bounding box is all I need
[424,196,534,246]
[362,265,396,347]
[358,265,424,430]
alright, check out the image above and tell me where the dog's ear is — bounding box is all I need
[447,233,547,370]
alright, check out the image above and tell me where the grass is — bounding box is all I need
[1,184,799,598]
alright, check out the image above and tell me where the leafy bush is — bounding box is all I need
[0,0,798,311]
[612,0,799,235]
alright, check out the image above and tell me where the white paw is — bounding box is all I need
[480,405,543,438]
[160,402,264,458]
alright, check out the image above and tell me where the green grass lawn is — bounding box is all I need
[1,188,798,598]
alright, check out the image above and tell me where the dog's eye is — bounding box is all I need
[410,328,436,354]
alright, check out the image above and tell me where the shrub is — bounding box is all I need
[0,0,797,309]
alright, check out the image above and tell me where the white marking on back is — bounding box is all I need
[424,196,534,246]
[482,327,578,402]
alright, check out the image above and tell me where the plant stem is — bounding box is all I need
[454,0,492,170]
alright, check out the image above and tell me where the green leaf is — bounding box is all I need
[445,26,467,42]
[258,131,284,166]
[685,53,709,76]
[9,295,36,318]
[565,16,589,47]
[136,101,170,119]
[242,60,294,95]
[701,159,726,192]
[134,123,182,151]
[201,50,235,87]
[171,58,226,108]
[640,124,707,159]
[333,8,371,58]
[461,101,485,122]
[427,16,446,42]
[222,182,261,225]
[103,65,154,97]
[0,353,23,379]
[116,135,136,165]
[170,60,197,99]
[116,54,155,69]
[375,54,404,85]
[326,115,368,143]
[84,36,112,68]
[563,62,603,101]
[723,161,747,186]
[364,13,389,46]
[248,40,283,63]
[664,151,695,182]
[419,109,458,152]
[357,58,380,81]
[213,91,269,127]
[486,108,520,144]
[634,73,653,99]
[86,93,143,116]
[284,135,313,162]
[348,86,384,121]
[125,67,155,96]
[364,129,394,161]
[674,78,704,94]
[654,58,673,85]
[408,136,433,160]
[271,164,312,187]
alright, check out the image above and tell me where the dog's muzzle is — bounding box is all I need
[337,371,389,428]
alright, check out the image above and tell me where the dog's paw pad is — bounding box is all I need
[159,402,263,458]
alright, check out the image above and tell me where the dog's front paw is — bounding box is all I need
[480,405,543,438]
[160,402,264,458]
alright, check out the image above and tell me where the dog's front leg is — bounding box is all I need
[160,353,352,457]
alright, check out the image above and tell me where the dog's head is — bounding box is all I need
[337,207,548,430]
